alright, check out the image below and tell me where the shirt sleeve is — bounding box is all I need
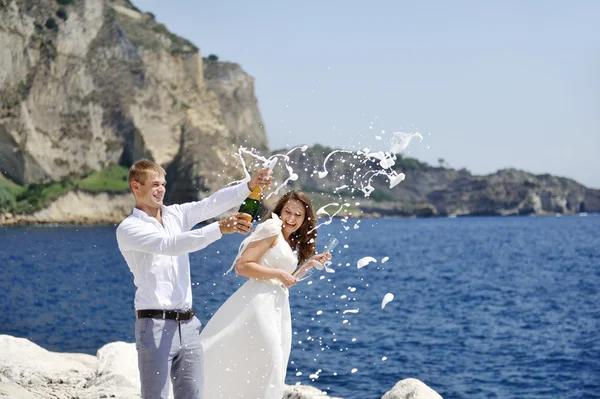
[117,219,222,256]
[179,182,251,231]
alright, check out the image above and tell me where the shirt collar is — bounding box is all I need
[132,206,168,221]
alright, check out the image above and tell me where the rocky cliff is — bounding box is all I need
[0,0,267,203]
[279,147,600,217]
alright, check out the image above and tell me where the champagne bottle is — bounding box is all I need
[238,186,261,222]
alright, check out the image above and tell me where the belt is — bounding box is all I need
[136,309,196,321]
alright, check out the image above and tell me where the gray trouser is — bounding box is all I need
[135,316,204,399]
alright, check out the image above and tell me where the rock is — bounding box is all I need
[0,335,142,399]
[283,384,343,399]
[381,378,443,399]
[0,335,445,399]
[1,335,354,399]
[30,191,133,224]
[415,204,439,217]
[0,0,268,203]
[204,61,269,154]
[0,334,96,399]
[0,380,39,399]
[89,341,140,389]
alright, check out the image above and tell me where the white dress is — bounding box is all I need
[200,216,297,399]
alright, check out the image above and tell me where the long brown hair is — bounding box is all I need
[270,190,317,265]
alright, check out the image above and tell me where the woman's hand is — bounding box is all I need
[306,252,332,269]
[278,270,297,288]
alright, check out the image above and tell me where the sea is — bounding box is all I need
[1,215,599,399]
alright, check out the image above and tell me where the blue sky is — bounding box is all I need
[133,1,599,188]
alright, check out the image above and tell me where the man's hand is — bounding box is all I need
[248,167,272,192]
[219,213,253,235]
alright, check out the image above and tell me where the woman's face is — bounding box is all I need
[280,199,306,237]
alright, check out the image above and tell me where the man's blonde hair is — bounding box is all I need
[128,159,166,189]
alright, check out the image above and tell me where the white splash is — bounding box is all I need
[310,202,350,232]
[265,157,278,172]
[388,172,406,188]
[389,131,424,153]
[234,130,423,205]
[317,149,353,179]
[343,309,359,314]
[324,265,336,273]
[234,145,307,200]
[357,256,377,269]
[351,368,358,373]
[381,256,389,263]
[381,293,394,309]
[267,162,298,198]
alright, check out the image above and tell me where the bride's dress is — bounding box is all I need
[200,216,297,399]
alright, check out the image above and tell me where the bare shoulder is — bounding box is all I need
[270,235,279,248]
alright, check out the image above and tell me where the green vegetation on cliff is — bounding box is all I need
[110,6,197,55]
[0,165,129,214]
[78,165,129,193]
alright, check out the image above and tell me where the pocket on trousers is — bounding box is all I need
[135,318,154,350]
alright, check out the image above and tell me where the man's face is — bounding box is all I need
[132,171,166,211]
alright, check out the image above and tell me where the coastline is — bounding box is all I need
[1,210,596,227]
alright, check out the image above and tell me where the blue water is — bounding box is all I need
[1,215,599,398]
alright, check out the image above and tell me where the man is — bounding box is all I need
[116,159,270,399]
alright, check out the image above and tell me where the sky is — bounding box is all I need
[133,1,599,188]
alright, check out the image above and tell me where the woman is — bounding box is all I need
[200,190,331,399]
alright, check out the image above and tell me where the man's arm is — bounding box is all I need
[117,219,222,256]
[180,182,251,230]
[180,168,272,230]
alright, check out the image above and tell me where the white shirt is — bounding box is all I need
[116,182,250,311]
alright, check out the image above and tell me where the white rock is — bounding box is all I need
[0,335,443,399]
[0,334,95,384]
[0,335,144,399]
[283,384,343,399]
[89,341,140,389]
[381,378,443,399]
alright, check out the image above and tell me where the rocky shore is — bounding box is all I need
[0,335,442,399]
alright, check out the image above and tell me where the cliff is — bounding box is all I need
[0,0,267,203]
[280,148,600,217]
